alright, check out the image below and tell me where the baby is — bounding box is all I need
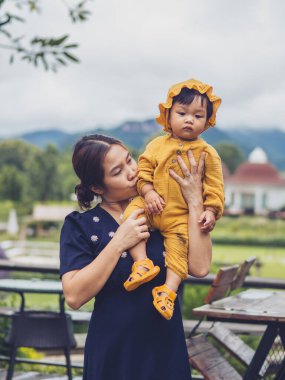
[123,79,224,320]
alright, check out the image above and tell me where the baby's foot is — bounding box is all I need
[152,284,177,320]
[123,258,160,291]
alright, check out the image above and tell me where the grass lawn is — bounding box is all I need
[212,244,285,278]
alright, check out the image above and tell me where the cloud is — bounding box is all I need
[0,0,284,136]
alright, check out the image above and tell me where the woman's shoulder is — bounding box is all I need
[63,205,104,229]
[60,204,110,251]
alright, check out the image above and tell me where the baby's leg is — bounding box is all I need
[123,196,160,291]
[166,268,182,293]
[124,240,160,291]
[152,228,188,320]
[129,240,148,262]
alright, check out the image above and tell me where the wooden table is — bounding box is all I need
[193,289,285,379]
[0,278,63,311]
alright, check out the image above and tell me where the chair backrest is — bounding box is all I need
[204,265,239,304]
[6,311,76,349]
[231,256,256,291]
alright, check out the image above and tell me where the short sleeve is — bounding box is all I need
[59,212,95,278]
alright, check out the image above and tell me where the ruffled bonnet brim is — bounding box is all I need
[156,79,222,132]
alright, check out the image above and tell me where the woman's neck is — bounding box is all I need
[100,199,130,222]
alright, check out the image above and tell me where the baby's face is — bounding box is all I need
[169,97,208,140]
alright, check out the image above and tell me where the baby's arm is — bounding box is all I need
[199,208,217,232]
[138,137,166,215]
[202,147,225,228]
[141,183,165,215]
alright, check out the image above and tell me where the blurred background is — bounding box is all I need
[0,0,284,272]
[0,0,285,376]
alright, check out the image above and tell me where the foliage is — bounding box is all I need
[0,0,94,71]
[0,165,25,201]
[214,141,246,173]
[0,140,75,205]
[212,244,285,279]
[182,284,208,320]
[0,139,38,170]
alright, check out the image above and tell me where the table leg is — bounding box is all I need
[275,324,285,380]
[279,324,285,348]
[243,323,278,380]
[19,292,25,312]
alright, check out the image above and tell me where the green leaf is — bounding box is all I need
[22,56,32,62]
[10,14,25,23]
[63,52,80,63]
[81,11,91,16]
[53,35,69,46]
[0,28,11,38]
[56,57,67,66]
[31,37,41,45]
[64,44,79,49]
[39,54,49,71]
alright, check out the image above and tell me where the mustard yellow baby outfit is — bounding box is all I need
[124,79,224,280]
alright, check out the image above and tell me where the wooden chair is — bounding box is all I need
[5,311,76,380]
[230,256,256,291]
[187,258,257,380]
[188,264,240,338]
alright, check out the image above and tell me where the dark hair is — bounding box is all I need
[72,134,125,209]
[172,88,213,120]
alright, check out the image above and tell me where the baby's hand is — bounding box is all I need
[199,209,216,232]
[144,190,165,215]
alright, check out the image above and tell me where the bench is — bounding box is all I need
[208,322,255,367]
[187,335,242,380]
[183,319,266,336]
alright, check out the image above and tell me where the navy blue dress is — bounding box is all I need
[60,205,191,380]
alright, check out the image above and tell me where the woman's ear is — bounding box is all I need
[90,186,104,195]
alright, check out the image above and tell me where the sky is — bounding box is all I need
[0,0,285,137]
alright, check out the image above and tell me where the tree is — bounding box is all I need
[0,140,65,203]
[27,144,62,201]
[0,0,94,71]
[0,165,25,201]
[214,142,246,173]
[57,149,78,200]
[0,139,39,171]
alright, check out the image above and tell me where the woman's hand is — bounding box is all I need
[114,209,150,251]
[169,150,205,208]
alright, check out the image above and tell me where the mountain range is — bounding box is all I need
[5,120,285,170]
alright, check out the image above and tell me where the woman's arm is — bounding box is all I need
[62,209,149,309]
[169,151,212,278]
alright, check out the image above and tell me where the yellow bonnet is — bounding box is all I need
[156,78,222,132]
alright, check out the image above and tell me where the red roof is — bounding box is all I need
[226,162,285,185]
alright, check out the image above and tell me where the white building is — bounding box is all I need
[225,147,285,215]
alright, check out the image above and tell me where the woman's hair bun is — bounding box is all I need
[75,183,95,209]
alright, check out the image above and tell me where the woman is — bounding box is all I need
[60,134,212,380]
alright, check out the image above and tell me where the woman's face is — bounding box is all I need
[101,144,138,202]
